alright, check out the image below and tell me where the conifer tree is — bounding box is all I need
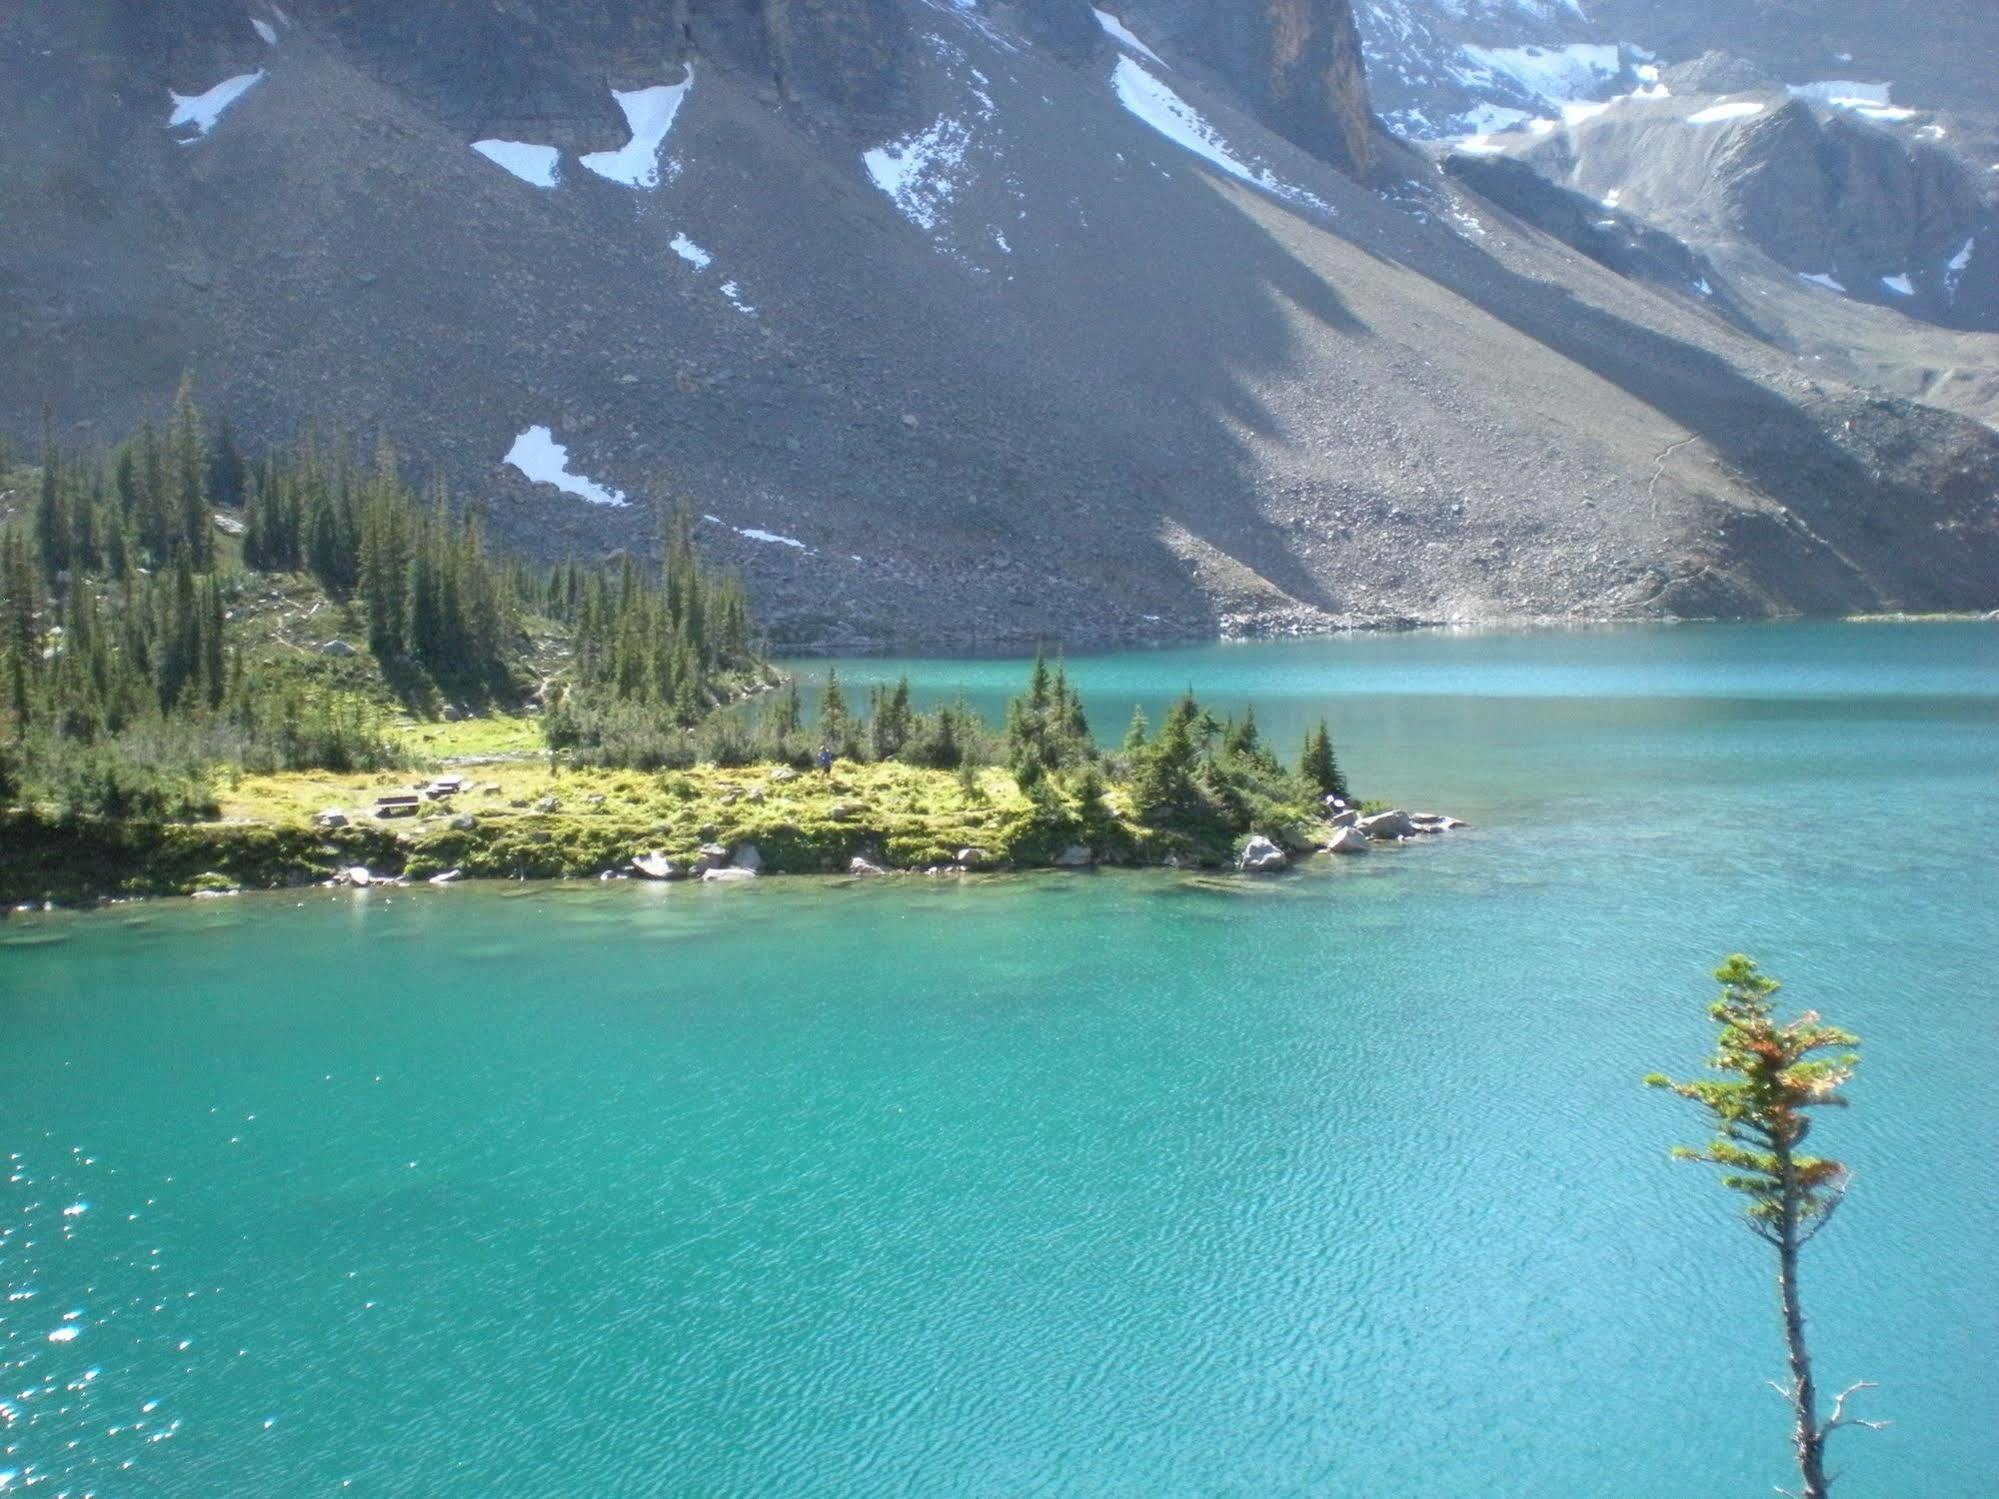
[770,678,802,738]
[2,532,39,732]
[1299,719,1349,800]
[1131,690,1201,817]
[1647,957,1879,1499]
[1123,706,1149,753]
[820,669,849,748]
[170,375,212,570]
[210,415,247,510]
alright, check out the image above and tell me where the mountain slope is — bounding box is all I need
[3,0,1996,646]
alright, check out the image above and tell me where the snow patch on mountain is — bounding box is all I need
[1111,58,1329,214]
[1686,100,1766,126]
[866,116,978,232]
[1456,42,1621,118]
[580,71,692,188]
[251,17,278,46]
[1945,238,1975,299]
[1881,274,1914,297]
[1798,271,1846,294]
[1788,81,1919,123]
[1093,9,1166,68]
[862,44,1004,255]
[1457,103,1534,136]
[719,281,755,316]
[1788,80,1890,107]
[167,72,265,138]
[705,516,808,549]
[669,234,712,270]
[472,140,559,188]
[505,427,627,507]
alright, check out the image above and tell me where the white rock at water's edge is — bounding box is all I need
[1360,809,1416,839]
[1053,844,1093,867]
[1238,835,1289,873]
[1324,826,1372,855]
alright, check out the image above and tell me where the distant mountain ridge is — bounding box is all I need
[2,0,1995,646]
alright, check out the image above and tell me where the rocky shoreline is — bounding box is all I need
[0,784,1469,911]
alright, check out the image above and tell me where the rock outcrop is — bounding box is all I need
[1120,0,1378,179]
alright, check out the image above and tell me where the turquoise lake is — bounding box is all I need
[3,621,1995,1496]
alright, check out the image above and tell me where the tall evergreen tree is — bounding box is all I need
[1299,719,1349,800]
[170,375,212,570]
[210,415,247,510]
[819,669,849,748]
[1122,706,1149,753]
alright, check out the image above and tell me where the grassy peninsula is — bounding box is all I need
[0,390,1430,906]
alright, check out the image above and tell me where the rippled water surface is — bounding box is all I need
[4,622,1995,1496]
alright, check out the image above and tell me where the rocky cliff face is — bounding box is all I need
[1720,101,1981,289]
[1119,0,1377,177]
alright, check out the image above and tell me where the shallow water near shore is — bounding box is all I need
[4,622,1996,1495]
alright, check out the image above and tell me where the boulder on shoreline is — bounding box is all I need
[701,867,757,884]
[731,843,764,873]
[1360,809,1416,839]
[1238,835,1289,873]
[630,852,681,881]
[848,855,886,876]
[1330,809,1359,829]
[1053,844,1093,867]
[1325,826,1372,855]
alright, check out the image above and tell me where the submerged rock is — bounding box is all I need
[1408,812,1466,833]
